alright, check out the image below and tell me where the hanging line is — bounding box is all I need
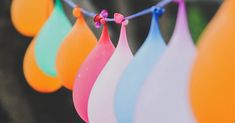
[62,0,173,22]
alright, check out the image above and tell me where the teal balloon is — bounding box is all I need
[115,12,167,123]
[35,0,72,76]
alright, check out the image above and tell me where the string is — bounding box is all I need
[62,0,173,22]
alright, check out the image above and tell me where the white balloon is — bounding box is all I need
[134,1,197,123]
[88,24,133,123]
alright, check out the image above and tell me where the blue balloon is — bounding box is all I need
[115,10,166,123]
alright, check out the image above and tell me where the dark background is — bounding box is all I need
[0,0,220,123]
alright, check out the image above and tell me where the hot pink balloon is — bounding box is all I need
[88,23,133,123]
[73,25,115,123]
[135,0,197,123]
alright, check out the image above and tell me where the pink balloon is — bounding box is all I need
[134,1,197,123]
[88,23,133,123]
[73,25,115,123]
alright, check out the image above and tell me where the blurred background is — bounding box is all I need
[0,0,221,123]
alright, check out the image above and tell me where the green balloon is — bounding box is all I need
[35,0,72,76]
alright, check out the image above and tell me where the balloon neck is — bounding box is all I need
[98,24,111,44]
[74,16,86,27]
[147,12,161,39]
[147,7,165,39]
[116,24,129,49]
[54,0,64,12]
[173,0,190,36]
[73,8,86,26]
[55,0,62,7]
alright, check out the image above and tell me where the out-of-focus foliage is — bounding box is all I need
[189,6,207,43]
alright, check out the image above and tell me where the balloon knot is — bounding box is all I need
[94,9,109,28]
[114,13,128,26]
[151,7,165,16]
[73,7,82,18]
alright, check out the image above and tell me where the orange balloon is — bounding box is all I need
[190,1,235,123]
[23,39,62,93]
[56,8,97,90]
[11,0,53,37]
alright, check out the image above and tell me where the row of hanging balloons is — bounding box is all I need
[11,0,235,122]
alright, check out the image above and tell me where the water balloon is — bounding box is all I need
[11,0,53,37]
[88,22,133,123]
[114,8,167,123]
[35,0,72,76]
[73,25,115,122]
[134,0,196,123]
[23,39,61,93]
[191,0,235,123]
[56,7,97,90]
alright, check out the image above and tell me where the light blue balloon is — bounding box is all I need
[115,11,167,123]
[35,0,72,76]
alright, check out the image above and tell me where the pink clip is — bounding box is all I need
[94,9,109,28]
[114,13,128,25]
